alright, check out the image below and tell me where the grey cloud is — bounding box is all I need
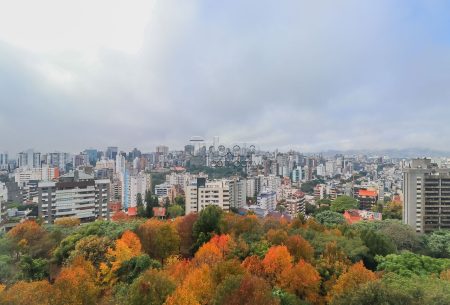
[1,0,450,154]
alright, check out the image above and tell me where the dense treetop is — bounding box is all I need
[1,207,450,305]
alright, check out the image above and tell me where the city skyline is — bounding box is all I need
[2,1,450,152]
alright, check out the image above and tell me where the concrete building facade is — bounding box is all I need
[38,171,111,224]
[403,159,450,233]
[185,178,230,214]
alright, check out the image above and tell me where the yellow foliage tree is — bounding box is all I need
[99,230,142,285]
[174,264,215,305]
[53,256,100,305]
[54,217,80,228]
[164,287,201,305]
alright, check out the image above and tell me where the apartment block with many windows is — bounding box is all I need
[403,159,450,233]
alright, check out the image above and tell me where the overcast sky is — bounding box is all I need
[1,0,450,154]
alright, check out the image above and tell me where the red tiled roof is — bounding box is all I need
[127,207,137,216]
[359,189,377,197]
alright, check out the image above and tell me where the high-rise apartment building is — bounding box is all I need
[282,192,306,217]
[246,178,257,198]
[106,147,118,160]
[0,183,7,221]
[18,149,41,169]
[45,152,72,171]
[156,146,169,155]
[403,159,450,233]
[38,170,111,224]
[228,178,247,209]
[185,178,230,214]
[291,166,302,183]
[0,153,8,170]
[83,149,98,166]
[121,171,151,210]
[257,190,277,212]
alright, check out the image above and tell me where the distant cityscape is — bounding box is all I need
[1,135,448,234]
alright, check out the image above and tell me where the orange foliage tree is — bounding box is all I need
[441,269,450,281]
[328,261,377,302]
[170,264,215,305]
[0,280,53,305]
[286,235,314,263]
[53,256,100,305]
[137,219,180,264]
[218,274,279,305]
[193,242,223,267]
[280,259,321,303]
[242,255,265,278]
[177,213,198,258]
[262,245,293,285]
[165,256,192,284]
[7,220,51,258]
[209,234,235,257]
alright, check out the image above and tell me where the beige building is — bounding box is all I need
[185,178,230,214]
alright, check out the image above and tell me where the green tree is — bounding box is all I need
[330,196,358,213]
[18,255,49,281]
[167,205,184,218]
[376,252,450,276]
[136,193,145,217]
[174,195,185,207]
[360,229,397,270]
[315,210,346,227]
[70,235,113,268]
[0,254,14,284]
[353,220,421,251]
[193,205,223,251]
[305,202,317,215]
[383,201,402,220]
[213,274,243,305]
[145,191,159,218]
[115,254,161,284]
[427,230,450,258]
[153,223,180,265]
[128,269,176,305]
[331,273,450,305]
[273,289,308,305]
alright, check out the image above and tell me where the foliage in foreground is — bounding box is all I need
[1,206,450,305]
